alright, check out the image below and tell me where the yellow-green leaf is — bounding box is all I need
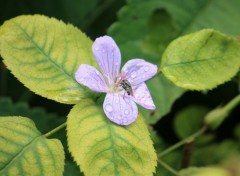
[67,99,157,176]
[0,116,64,176]
[161,29,240,90]
[0,15,95,104]
[179,167,231,176]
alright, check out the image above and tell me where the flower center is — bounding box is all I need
[109,74,133,96]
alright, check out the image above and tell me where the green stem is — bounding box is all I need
[158,158,179,176]
[155,69,162,77]
[158,125,207,158]
[223,94,240,113]
[44,122,67,138]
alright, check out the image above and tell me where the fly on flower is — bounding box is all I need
[120,80,133,96]
[75,36,157,125]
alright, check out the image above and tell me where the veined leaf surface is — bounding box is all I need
[0,15,95,104]
[67,99,157,176]
[0,116,64,176]
[161,29,240,90]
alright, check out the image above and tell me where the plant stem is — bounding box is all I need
[155,69,162,77]
[158,125,207,158]
[180,142,193,169]
[158,158,179,176]
[223,94,240,113]
[44,122,67,138]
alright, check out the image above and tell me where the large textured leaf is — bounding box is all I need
[108,0,240,123]
[0,15,96,104]
[67,99,157,176]
[161,29,240,90]
[0,116,64,175]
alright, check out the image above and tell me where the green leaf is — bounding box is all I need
[179,167,230,176]
[161,29,240,90]
[67,99,157,176]
[204,107,229,130]
[174,105,209,139]
[205,94,240,129]
[0,116,64,176]
[0,15,96,104]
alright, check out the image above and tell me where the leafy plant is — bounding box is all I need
[0,0,240,176]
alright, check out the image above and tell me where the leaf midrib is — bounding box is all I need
[11,20,78,85]
[0,135,41,174]
[162,55,230,69]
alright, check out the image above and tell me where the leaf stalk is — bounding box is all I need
[44,122,67,138]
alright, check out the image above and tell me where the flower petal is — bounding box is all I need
[121,59,158,85]
[75,64,107,92]
[92,36,121,85]
[132,83,156,110]
[103,93,138,126]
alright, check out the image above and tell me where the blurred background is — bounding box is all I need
[0,0,240,175]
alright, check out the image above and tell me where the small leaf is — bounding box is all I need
[205,94,240,129]
[161,29,240,90]
[179,167,230,176]
[0,15,96,104]
[67,99,157,176]
[0,116,64,176]
[204,107,228,129]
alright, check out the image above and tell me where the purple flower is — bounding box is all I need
[75,36,157,125]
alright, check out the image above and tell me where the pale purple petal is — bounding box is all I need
[132,83,156,110]
[75,64,107,92]
[92,36,121,85]
[121,59,157,86]
[103,93,138,125]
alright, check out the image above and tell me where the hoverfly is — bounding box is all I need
[120,79,133,96]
